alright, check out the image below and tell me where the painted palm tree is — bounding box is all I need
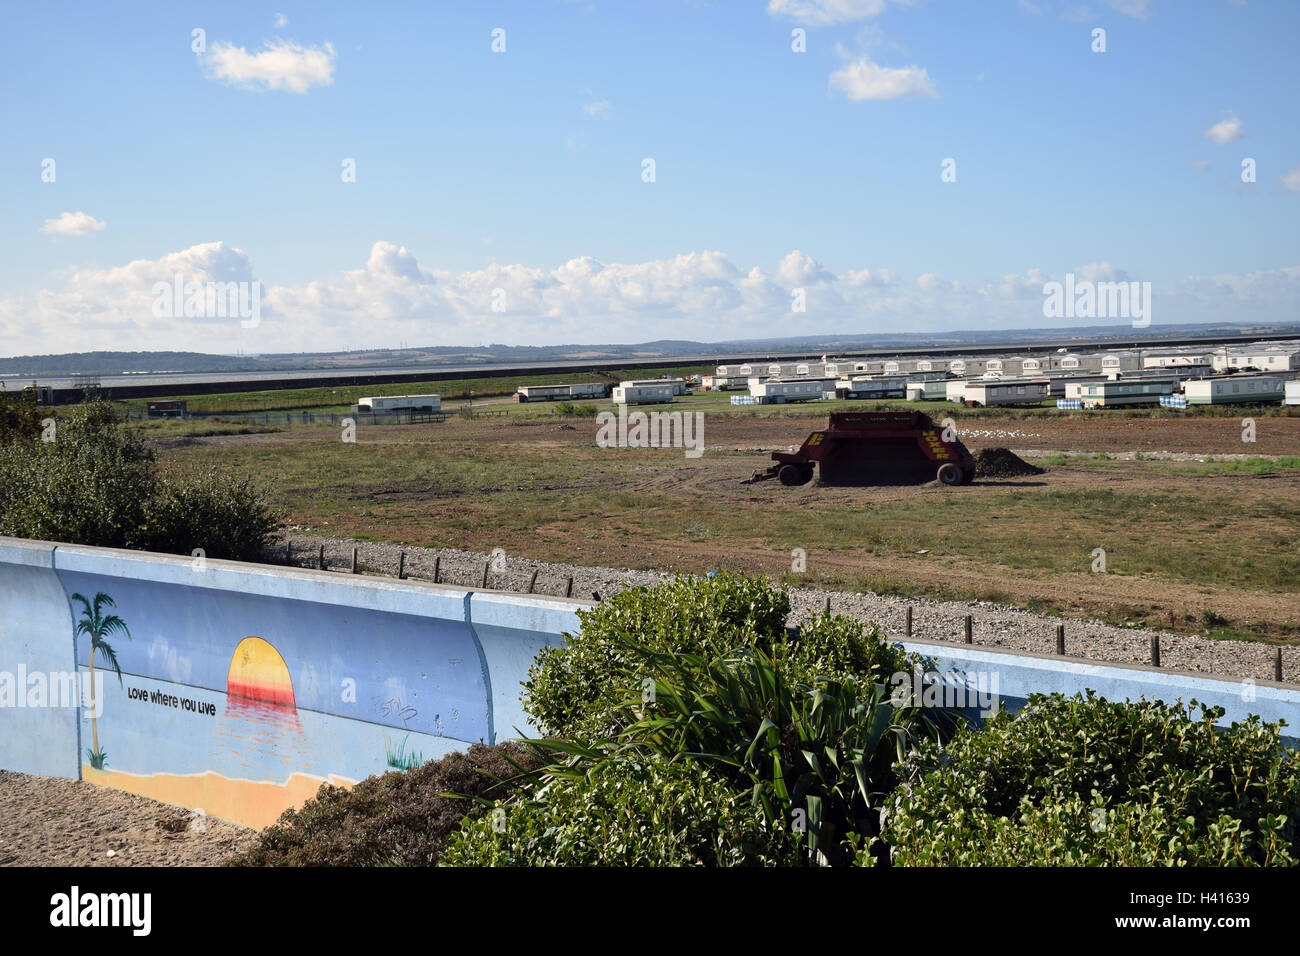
[70,592,131,770]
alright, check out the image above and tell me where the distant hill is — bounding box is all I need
[3,322,1298,377]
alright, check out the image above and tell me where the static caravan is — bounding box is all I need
[568,382,608,400]
[837,376,906,400]
[358,394,441,412]
[1285,381,1300,406]
[946,380,971,403]
[1183,375,1289,405]
[702,375,745,391]
[750,378,835,404]
[1077,379,1176,408]
[961,379,1051,407]
[1211,346,1300,373]
[1061,376,1112,400]
[516,383,607,402]
[905,379,950,400]
[625,378,691,396]
[612,381,675,405]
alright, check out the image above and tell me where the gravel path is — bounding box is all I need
[0,770,256,866]
[276,533,1294,685]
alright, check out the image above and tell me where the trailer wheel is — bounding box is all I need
[937,463,963,486]
[779,464,810,486]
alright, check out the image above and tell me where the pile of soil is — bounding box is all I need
[973,447,1045,479]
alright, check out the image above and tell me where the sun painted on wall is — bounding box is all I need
[226,636,296,709]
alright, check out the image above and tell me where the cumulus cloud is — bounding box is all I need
[39,211,106,236]
[1281,164,1300,193]
[1204,114,1245,145]
[582,99,611,117]
[274,12,288,28]
[6,243,1300,356]
[766,0,893,25]
[1108,0,1153,18]
[203,40,336,93]
[830,55,937,101]
[1190,160,1210,171]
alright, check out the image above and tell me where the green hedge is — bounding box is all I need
[884,691,1300,866]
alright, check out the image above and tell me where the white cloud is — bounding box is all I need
[582,99,611,117]
[767,0,893,25]
[830,55,937,101]
[7,243,1300,356]
[274,13,289,28]
[1190,160,1210,171]
[1204,113,1245,145]
[203,40,336,93]
[1281,164,1300,193]
[39,211,106,236]
[1108,0,1153,18]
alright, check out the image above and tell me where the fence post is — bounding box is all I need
[433,555,440,584]
[481,560,490,589]
[964,615,973,644]
[318,544,325,570]
[527,570,538,594]
[1056,624,1065,656]
[351,548,358,574]
[398,552,405,580]
[285,539,292,564]
[565,576,573,598]
[1150,635,1160,668]
[905,606,913,638]
[1276,647,1284,682]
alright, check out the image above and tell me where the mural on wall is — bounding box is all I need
[70,592,131,770]
[62,573,491,829]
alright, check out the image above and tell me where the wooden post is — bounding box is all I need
[481,560,490,589]
[1276,647,1284,682]
[286,539,292,564]
[565,576,573,598]
[964,615,973,644]
[824,595,831,616]
[527,570,538,594]
[351,548,358,574]
[398,552,405,580]
[1150,635,1160,668]
[433,555,440,583]
[593,590,602,602]
[318,544,324,570]
[1056,624,1065,656]
[905,606,913,638]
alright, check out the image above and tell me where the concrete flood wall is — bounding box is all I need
[2,535,1299,829]
[0,537,581,828]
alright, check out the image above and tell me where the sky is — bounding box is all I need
[1,0,1298,357]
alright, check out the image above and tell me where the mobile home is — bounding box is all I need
[357,394,441,413]
[1076,379,1176,408]
[612,381,675,405]
[750,378,835,404]
[1183,375,1289,405]
[960,379,1050,407]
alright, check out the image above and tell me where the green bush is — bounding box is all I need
[442,753,799,867]
[0,400,280,560]
[0,390,44,443]
[229,743,540,866]
[522,572,793,739]
[884,692,1300,866]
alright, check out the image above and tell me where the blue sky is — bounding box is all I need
[2,0,1297,356]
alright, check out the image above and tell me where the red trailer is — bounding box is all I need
[743,411,976,487]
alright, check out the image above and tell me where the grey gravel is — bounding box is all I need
[271,531,1292,685]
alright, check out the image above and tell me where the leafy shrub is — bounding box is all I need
[442,752,799,867]
[0,390,43,443]
[522,572,793,739]
[0,400,280,560]
[610,646,953,865]
[146,465,281,560]
[553,401,598,417]
[229,743,540,866]
[884,692,1300,866]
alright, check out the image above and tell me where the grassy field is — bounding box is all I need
[111,364,713,416]
[147,414,1300,642]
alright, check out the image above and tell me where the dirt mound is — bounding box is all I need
[974,447,1044,479]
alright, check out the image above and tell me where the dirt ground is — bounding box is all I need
[0,770,256,866]
[159,411,1300,638]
